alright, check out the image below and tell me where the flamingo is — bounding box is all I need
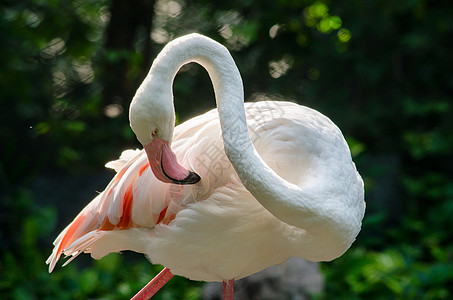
[47,33,365,299]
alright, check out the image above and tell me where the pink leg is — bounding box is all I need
[223,279,234,300]
[130,267,174,300]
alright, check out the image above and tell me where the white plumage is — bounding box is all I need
[47,34,365,297]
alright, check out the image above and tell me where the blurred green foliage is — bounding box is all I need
[1,0,453,299]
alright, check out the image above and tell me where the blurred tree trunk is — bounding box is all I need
[101,0,155,107]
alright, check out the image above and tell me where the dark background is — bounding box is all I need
[1,0,453,299]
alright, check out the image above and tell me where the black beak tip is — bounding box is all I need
[168,171,201,185]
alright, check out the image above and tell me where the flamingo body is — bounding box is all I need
[47,101,362,281]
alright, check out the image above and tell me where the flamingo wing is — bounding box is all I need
[46,149,179,272]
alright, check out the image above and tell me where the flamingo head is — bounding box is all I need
[129,81,201,185]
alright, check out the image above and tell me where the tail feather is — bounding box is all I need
[47,197,100,272]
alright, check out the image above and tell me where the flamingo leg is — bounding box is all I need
[130,267,174,300]
[223,279,234,300]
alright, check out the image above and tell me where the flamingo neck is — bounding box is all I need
[149,34,356,259]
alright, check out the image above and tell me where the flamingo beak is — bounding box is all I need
[144,138,201,185]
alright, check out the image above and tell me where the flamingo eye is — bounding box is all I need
[151,128,159,136]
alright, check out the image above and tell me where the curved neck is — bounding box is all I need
[150,35,253,159]
[148,34,353,253]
